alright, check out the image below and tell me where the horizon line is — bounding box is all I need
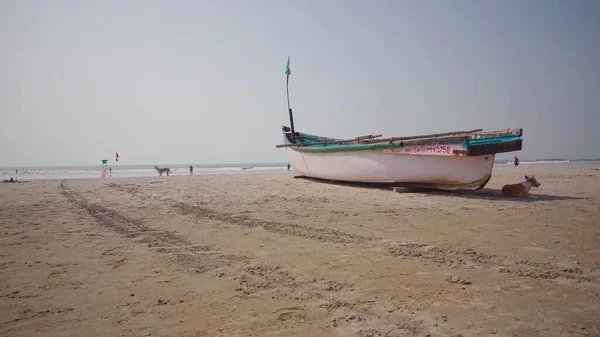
[2,158,600,169]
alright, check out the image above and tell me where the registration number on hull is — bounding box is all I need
[405,145,452,155]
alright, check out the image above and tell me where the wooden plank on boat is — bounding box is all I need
[393,186,412,193]
[469,128,522,139]
[360,129,483,144]
[392,129,483,141]
[275,134,383,148]
[401,135,472,147]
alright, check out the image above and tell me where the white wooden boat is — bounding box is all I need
[277,126,523,190]
[276,57,523,190]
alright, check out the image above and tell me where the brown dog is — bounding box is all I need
[502,175,541,197]
[154,165,172,176]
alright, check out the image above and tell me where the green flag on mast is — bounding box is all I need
[285,56,291,75]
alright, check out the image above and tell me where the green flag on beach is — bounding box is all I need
[285,56,291,75]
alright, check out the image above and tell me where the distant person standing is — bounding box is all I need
[287,163,290,171]
[514,156,519,167]
[109,167,112,177]
[189,165,193,175]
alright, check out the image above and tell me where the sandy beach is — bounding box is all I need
[1,165,599,337]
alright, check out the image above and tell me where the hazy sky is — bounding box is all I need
[1,0,599,166]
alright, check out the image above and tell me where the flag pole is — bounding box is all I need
[285,56,296,142]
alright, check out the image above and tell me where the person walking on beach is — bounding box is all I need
[109,167,112,177]
[514,156,519,167]
[287,163,290,171]
[189,165,193,175]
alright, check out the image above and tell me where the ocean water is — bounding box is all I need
[1,160,598,181]
[493,159,600,166]
[1,163,290,181]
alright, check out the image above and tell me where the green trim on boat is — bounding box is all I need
[291,135,522,154]
[468,136,521,145]
[298,137,329,144]
[294,141,404,153]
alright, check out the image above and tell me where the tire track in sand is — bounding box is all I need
[104,182,596,283]
[59,181,240,273]
[62,181,428,337]
[103,183,374,245]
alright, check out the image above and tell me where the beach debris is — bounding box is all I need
[278,312,294,320]
[492,328,498,334]
[393,186,411,193]
[272,306,302,313]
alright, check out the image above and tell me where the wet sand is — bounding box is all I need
[1,165,599,337]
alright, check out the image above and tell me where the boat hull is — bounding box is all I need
[287,148,495,191]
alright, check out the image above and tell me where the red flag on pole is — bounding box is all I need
[116,152,119,161]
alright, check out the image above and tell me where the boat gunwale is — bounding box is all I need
[280,126,523,155]
[281,126,521,146]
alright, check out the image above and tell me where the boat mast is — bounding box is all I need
[285,56,296,142]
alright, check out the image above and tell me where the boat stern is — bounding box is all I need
[463,128,523,156]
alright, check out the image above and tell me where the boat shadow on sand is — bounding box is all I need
[427,188,587,203]
[293,176,585,203]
